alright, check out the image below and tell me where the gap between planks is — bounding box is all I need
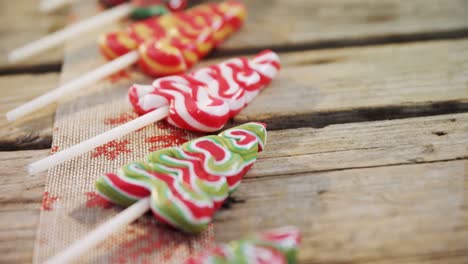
[232,38,468,130]
[0,0,68,73]
[214,0,468,57]
[0,73,59,151]
[3,0,468,72]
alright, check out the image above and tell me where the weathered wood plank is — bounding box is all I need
[0,0,68,72]
[0,150,48,264]
[232,39,468,129]
[215,113,468,263]
[30,33,468,132]
[251,112,468,178]
[219,0,468,53]
[216,160,468,263]
[2,113,467,263]
[0,73,59,150]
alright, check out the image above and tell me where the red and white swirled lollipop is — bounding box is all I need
[129,50,280,131]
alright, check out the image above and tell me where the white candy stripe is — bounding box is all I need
[162,89,228,131]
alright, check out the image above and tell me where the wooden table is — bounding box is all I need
[1,0,468,263]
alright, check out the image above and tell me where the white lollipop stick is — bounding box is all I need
[39,0,76,13]
[44,197,151,264]
[6,50,140,122]
[28,106,169,174]
[10,3,133,63]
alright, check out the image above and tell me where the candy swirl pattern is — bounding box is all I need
[99,1,246,76]
[128,50,280,132]
[95,122,266,234]
[185,226,301,264]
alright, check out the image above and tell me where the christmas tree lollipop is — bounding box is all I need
[45,122,267,263]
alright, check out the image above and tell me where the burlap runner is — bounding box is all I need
[33,3,213,263]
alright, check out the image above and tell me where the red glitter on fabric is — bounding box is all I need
[85,192,112,209]
[155,121,172,130]
[91,139,132,160]
[145,131,188,151]
[41,192,59,211]
[107,223,214,263]
[108,70,132,83]
[50,145,59,154]
[104,112,137,125]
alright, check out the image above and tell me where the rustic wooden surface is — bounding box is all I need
[0,0,68,73]
[0,150,48,264]
[234,39,468,129]
[0,114,466,263]
[0,0,468,263]
[219,0,468,53]
[219,159,468,263]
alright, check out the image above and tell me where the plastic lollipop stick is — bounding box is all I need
[10,3,133,63]
[6,50,139,122]
[44,198,150,264]
[39,0,76,13]
[28,105,168,174]
[46,122,266,263]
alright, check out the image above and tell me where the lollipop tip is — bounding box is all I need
[28,161,44,175]
[7,51,21,63]
[27,164,37,175]
[6,111,17,122]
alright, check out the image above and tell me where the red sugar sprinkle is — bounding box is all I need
[41,192,59,211]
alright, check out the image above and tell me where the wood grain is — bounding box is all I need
[37,30,468,134]
[216,160,468,263]
[219,0,468,53]
[0,150,49,264]
[0,73,59,150]
[251,112,468,178]
[0,0,68,72]
[3,39,466,149]
[218,113,468,263]
[8,0,468,263]
[232,39,468,129]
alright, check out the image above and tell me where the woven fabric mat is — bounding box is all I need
[33,6,213,262]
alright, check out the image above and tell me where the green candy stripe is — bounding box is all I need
[95,123,266,234]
